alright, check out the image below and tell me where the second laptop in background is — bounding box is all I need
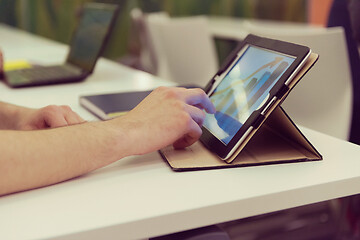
[3,3,119,88]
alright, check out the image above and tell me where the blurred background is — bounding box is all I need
[0,0,331,63]
[0,1,359,239]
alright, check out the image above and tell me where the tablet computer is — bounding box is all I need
[200,34,311,161]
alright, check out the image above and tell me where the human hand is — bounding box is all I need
[16,105,86,130]
[115,86,215,155]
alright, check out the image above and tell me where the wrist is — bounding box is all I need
[0,102,26,130]
[105,116,144,158]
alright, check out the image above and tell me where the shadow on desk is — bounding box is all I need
[86,152,165,178]
[150,225,230,240]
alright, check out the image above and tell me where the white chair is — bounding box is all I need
[244,24,353,140]
[144,15,219,88]
[130,8,169,75]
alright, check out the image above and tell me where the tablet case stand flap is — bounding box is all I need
[159,53,322,171]
[159,107,322,171]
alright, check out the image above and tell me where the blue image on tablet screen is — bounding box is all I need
[203,45,295,145]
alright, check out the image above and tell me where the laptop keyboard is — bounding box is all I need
[17,65,81,81]
[5,65,85,87]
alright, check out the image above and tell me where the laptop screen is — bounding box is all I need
[66,4,118,72]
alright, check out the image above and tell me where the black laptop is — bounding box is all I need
[3,3,119,88]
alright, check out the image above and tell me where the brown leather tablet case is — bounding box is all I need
[160,53,322,171]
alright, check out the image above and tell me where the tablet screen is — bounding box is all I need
[203,45,295,145]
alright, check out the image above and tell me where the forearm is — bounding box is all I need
[0,120,131,196]
[0,87,215,196]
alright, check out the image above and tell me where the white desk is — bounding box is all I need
[1,24,360,240]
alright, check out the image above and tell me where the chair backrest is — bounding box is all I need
[327,0,360,144]
[245,24,353,140]
[130,8,169,75]
[144,12,174,81]
[145,15,218,88]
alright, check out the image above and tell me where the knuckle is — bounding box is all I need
[192,88,206,98]
[61,105,72,112]
[42,105,58,115]
[154,86,168,93]
[164,88,178,99]
[154,86,179,99]
[44,105,57,111]
[173,100,185,110]
[60,105,72,113]
[179,112,192,128]
[195,88,206,96]
[154,86,177,98]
